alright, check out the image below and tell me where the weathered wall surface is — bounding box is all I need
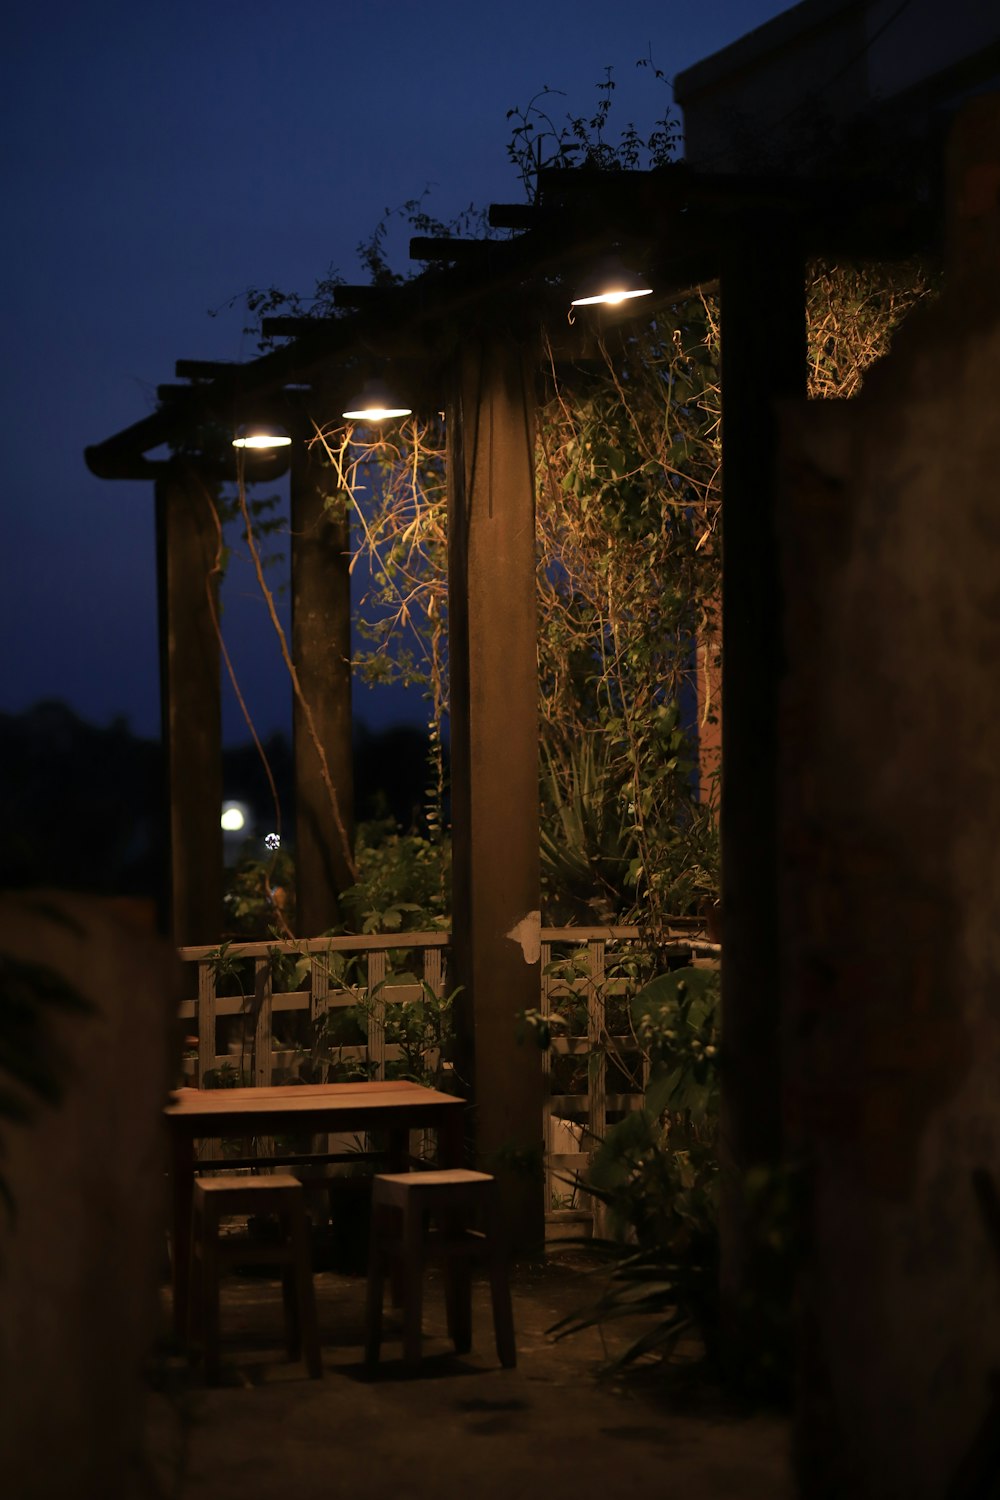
[0,892,178,1499]
[676,0,999,176]
[778,98,1000,1498]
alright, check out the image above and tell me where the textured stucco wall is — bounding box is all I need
[778,98,1000,1497]
[676,0,1000,176]
[0,892,178,1499]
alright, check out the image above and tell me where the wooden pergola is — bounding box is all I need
[86,161,930,1255]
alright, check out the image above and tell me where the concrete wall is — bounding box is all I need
[777,98,1000,1497]
[0,892,178,1499]
[676,0,1000,174]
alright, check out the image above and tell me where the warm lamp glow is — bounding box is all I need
[342,379,411,422]
[221,804,246,832]
[343,405,412,420]
[570,254,653,309]
[232,424,292,449]
[570,286,653,308]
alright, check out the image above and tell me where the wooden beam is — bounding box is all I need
[291,424,355,932]
[155,466,222,945]
[447,331,545,1254]
[488,204,537,230]
[261,316,339,338]
[85,456,170,481]
[410,236,494,262]
[331,284,408,309]
[718,205,806,1364]
[175,359,239,379]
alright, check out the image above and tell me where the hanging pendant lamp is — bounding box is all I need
[342,378,412,422]
[232,422,292,449]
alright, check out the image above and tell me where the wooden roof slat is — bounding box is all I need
[409,236,499,262]
[86,164,935,475]
[175,359,240,379]
[332,284,409,309]
[261,315,342,338]
[488,204,536,229]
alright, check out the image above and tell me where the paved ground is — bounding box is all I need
[146,1251,794,1500]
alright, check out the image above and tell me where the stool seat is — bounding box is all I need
[365,1168,516,1369]
[189,1173,322,1384]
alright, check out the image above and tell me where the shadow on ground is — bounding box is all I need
[147,1252,793,1500]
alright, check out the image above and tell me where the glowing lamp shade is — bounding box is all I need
[232,423,292,449]
[571,285,653,307]
[342,379,412,422]
[570,258,653,308]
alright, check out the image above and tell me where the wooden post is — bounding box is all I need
[155,465,222,946]
[291,419,354,934]
[447,332,545,1253]
[718,210,806,1361]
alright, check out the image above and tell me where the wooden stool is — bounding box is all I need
[189,1174,323,1384]
[365,1169,516,1369]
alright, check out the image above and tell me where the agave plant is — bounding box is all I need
[539,733,640,924]
[548,966,722,1372]
[549,1110,721,1373]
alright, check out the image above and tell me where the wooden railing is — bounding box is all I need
[538,926,720,1231]
[177,931,447,1088]
[177,924,720,1229]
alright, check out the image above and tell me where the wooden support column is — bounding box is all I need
[155,465,222,946]
[447,332,545,1254]
[291,419,354,934]
[719,211,806,1354]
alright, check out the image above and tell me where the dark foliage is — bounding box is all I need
[0,701,442,899]
[0,702,163,897]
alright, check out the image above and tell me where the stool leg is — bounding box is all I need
[488,1243,517,1369]
[401,1202,425,1367]
[445,1259,473,1355]
[281,1264,301,1360]
[289,1207,323,1380]
[187,1196,204,1356]
[201,1201,223,1385]
[364,1226,386,1366]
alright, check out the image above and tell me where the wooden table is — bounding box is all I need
[164,1080,466,1333]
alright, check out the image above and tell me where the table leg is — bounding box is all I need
[438,1108,465,1168]
[387,1125,409,1172]
[170,1133,195,1339]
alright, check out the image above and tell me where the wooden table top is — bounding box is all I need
[164,1079,466,1122]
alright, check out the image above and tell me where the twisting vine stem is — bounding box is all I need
[195,467,298,940]
[234,450,358,885]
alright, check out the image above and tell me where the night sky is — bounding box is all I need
[5,0,789,746]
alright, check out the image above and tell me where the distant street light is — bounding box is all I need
[221,802,248,831]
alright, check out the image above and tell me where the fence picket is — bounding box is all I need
[586,939,608,1237]
[310,953,329,1023]
[196,961,221,1161]
[196,961,215,1088]
[366,949,387,1079]
[422,946,442,998]
[540,940,555,1210]
[253,958,273,1087]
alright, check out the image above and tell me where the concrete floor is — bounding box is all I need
[146,1252,793,1500]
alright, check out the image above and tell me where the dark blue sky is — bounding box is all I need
[4,0,787,745]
